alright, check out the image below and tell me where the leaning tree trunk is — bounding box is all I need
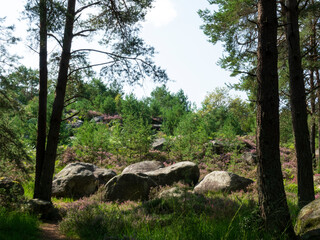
[256,0,296,237]
[286,0,315,208]
[34,0,48,199]
[38,0,76,201]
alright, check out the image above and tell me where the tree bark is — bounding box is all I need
[34,0,48,199]
[316,69,320,169]
[38,0,76,201]
[286,0,315,208]
[256,0,295,236]
[310,70,316,169]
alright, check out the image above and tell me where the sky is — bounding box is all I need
[1,0,245,108]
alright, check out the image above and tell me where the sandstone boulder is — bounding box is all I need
[145,161,200,186]
[193,171,253,194]
[295,198,320,239]
[94,168,117,185]
[122,161,164,174]
[52,162,116,198]
[104,173,156,202]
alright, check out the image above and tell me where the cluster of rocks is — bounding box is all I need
[52,160,253,202]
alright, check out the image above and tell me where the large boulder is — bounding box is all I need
[122,161,164,174]
[52,162,116,198]
[94,168,117,185]
[193,171,253,194]
[295,198,320,239]
[145,161,200,186]
[104,173,156,202]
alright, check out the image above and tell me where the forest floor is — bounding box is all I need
[40,222,76,240]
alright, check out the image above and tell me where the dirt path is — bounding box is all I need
[40,223,75,240]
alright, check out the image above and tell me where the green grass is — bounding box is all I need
[22,180,35,200]
[0,207,40,240]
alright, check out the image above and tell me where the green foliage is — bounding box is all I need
[70,78,123,115]
[0,207,40,240]
[279,108,294,146]
[198,0,258,100]
[121,114,153,160]
[200,87,255,138]
[0,86,33,179]
[3,66,39,105]
[73,121,110,152]
[120,94,151,121]
[172,113,209,161]
[70,121,111,163]
[148,85,191,135]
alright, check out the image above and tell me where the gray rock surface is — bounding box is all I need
[295,198,320,239]
[104,173,156,202]
[152,138,166,150]
[94,168,117,185]
[28,198,61,220]
[122,161,164,174]
[193,171,253,194]
[145,161,200,186]
[52,162,116,198]
[242,152,257,165]
[158,187,186,199]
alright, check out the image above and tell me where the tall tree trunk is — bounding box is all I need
[256,0,295,236]
[34,0,48,199]
[286,0,315,208]
[310,70,316,168]
[38,0,76,201]
[316,69,320,169]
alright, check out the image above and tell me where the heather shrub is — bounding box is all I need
[59,192,282,240]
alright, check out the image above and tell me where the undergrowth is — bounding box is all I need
[0,207,40,240]
[59,192,288,240]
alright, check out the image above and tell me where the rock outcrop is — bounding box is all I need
[295,198,320,239]
[104,173,156,202]
[52,162,116,198]
[193,171,253,194]
[145,161,200,186]
[122,160,164,174]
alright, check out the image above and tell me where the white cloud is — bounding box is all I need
[145,0,177,27]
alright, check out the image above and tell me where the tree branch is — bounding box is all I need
[73,28,97,37]
[75,1,101,15]
[47,33,63,48]
[68,60,116,76]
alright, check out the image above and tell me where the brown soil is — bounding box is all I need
[40,223,77,240]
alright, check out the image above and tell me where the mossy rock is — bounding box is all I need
[295,198,320,239]
[0,177,24,200]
